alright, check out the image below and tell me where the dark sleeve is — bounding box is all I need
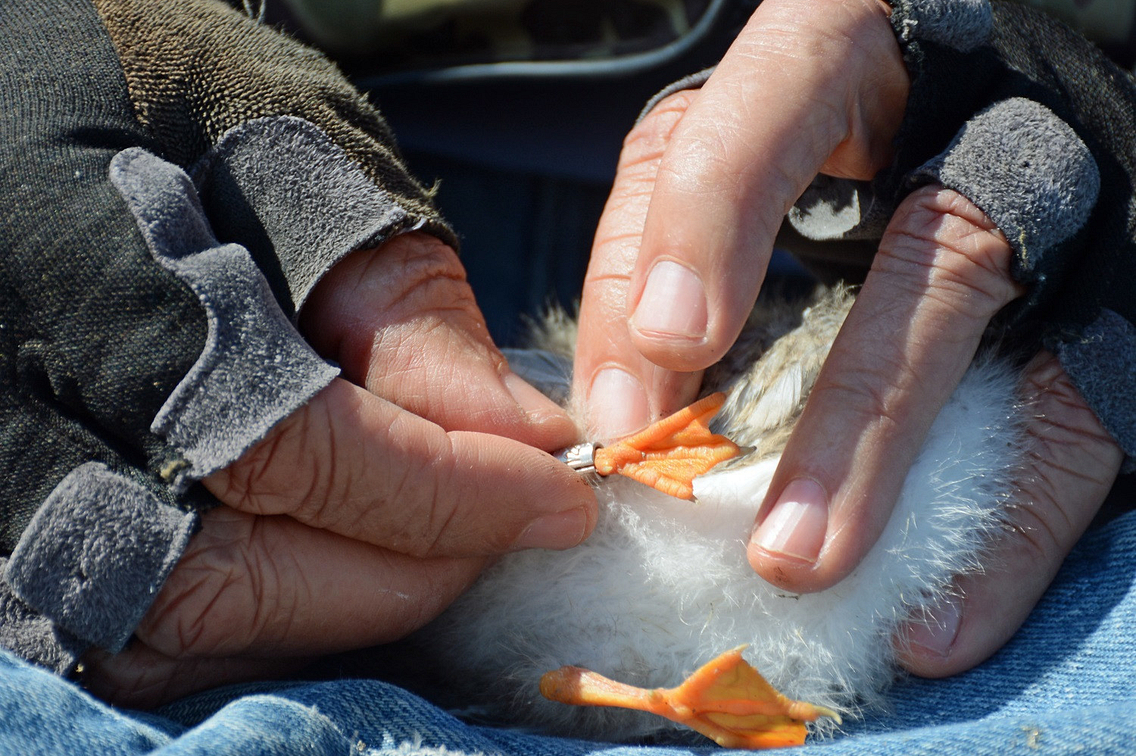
[0,0,449,673]
[93,0,457,316]
[789,0,1136,466]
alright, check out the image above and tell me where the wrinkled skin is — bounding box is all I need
[85,0,1122,707]
[84,233,598,707]
[572,0,1122,676]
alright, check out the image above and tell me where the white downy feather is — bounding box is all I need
[417,290,1027,742]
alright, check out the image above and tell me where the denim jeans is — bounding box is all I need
[2,509,1134,755]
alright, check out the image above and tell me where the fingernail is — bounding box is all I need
[503,371,566,420]
[906,596,963,658]
[752,478,829,563]
[631,260,708,340]
[586,367,650,439]
[512,508,588,550]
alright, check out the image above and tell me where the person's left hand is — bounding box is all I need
[768,183,1123,672]
[573,0,1124,678]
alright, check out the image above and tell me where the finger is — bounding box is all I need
[574,89,705,438]
[300,232,577,451]
[131,506,487,660]
[897,352,1123,675]
[748,186,1024,591]
[82,643,307,709]
[627,0,906,371]
[205,378,597,558]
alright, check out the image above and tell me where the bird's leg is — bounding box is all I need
[541,647,840,749]
[591,392,744,500]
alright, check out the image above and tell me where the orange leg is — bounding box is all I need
[593,393,743,500]
[541,647,840,749]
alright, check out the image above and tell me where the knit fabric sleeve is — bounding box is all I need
[92,0,457,316]
[0,0,451,672]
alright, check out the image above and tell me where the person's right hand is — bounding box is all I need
[82,232,597,708]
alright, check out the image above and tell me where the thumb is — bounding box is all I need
[627,0,905,372]
[205,378,597,559]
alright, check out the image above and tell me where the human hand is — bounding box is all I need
[83,232,597,707]
[573,0,905,439]
[736,37,1125,673]
[750,184,1122,674]
[896,348,1123,674]
[574,0,1123,677]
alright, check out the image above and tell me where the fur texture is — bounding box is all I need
[416,287,1027,742]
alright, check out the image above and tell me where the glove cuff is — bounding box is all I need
[909,97,1100,290]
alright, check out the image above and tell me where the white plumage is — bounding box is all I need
[418,287,1027,742]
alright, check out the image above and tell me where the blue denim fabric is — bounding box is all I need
[3,510,1134,755]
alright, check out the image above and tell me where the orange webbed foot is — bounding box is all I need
[541,647,840,749]
[593,392,743,500]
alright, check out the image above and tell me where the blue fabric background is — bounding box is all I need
[3,510,1133,755]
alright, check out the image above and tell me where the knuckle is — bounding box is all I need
[136,512,270,656]
[304,235,478,378]
[1003,485,1069,561]
[1020,355,1123,491]
[393,434,522,559]
[414,455,493,558]
[810,351,911,431]
[217,437,286,511]
[356,236,476,330]
[878,187,1021,322]
[209,406,324,519]
[376,426,455,558]
[283,411,356,530]
[418,495,461,559]
[386,242,470,311]
[620,90,695,170]
[654,127,747,203]
[1003,353,1122,558]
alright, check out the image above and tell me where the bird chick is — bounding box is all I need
[414,286,1027,744]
